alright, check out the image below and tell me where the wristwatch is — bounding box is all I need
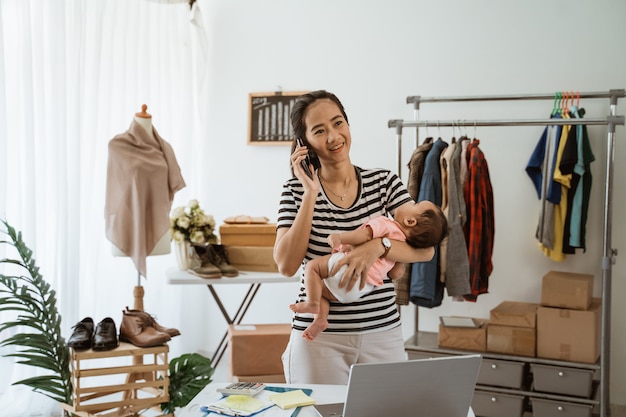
[380,237,392,258]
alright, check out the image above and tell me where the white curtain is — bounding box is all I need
[0,1,211,413]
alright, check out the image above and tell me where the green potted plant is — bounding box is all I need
[0,219,214,416]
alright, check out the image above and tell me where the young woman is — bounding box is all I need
[273,90,435,384]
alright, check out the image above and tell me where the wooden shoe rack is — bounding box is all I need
[60,342,171,417]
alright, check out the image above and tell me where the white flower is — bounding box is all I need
[188,199,199,209]
[171,206,185,218]
[190,230,206,244]
[170,200,217,245]
[176,216,191,229]
[172,230,186,242]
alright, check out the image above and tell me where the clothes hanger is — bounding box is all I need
[551,92,560,117]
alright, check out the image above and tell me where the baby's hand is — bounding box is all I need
[327,234,342,249]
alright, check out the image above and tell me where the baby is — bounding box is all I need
[290,200,448,341]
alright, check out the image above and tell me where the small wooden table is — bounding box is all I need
[166,268,299,367]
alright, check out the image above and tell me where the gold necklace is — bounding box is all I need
[320,175,353,201]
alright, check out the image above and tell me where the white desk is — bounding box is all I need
[167,268,299,366]
[177,381,476,417]
[177,382,346,417]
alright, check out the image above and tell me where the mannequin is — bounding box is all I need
[110,105,171,258]
[106,103,186,311]
[105,104,186,388]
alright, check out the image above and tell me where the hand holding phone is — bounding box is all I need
[296,138,314,179]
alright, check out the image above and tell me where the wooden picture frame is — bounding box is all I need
[248,91,307,145]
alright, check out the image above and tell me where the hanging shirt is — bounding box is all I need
[410,138,447,307]
[445,137,471,298]
[439,139,455,287]
[463,139,494,301]
[541,116,571,262]
[395,137,434,305]
[406,137,434,201]
[567,106,595,250]
[526,118,562,249]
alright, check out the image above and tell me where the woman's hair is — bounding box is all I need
[288,90,348,175]
[405,207,449,249]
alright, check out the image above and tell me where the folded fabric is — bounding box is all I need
[224,215,270,224]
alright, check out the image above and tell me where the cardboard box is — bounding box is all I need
[541,270,594,310]
[233,374,286,383]
[438,318,488,352]
[219,224,276,247]
[487,324,536,357]
[490,301,538,328]
[229,324,291,376]
[225,246,278,272]
[536,298,601,364]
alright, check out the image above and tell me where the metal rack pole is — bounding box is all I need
[406,90,625,109]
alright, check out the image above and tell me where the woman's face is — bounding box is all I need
[303,98,351,165]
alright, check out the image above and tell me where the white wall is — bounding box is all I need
[162,0,625,406]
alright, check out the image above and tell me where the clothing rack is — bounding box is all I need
[388,89,625,417]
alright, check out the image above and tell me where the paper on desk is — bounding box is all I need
[269,390,315,409]
[205,389,314,417]
[207,394,272,416]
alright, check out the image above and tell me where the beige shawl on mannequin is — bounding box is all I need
[105,120,186,277]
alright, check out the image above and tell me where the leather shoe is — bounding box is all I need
[209,244,239,277]
[119,310,171,347]
[92,317,119,351]
[67,317,94,350]
[190,244,222,279]
[124,306,181,338]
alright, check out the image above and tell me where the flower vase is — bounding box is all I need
[175,241,199,271]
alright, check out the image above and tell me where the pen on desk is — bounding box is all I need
[200,405,242,417]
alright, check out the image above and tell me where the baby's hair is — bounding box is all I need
[405,206,448,248]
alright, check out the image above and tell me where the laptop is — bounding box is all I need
[314,354,482,417]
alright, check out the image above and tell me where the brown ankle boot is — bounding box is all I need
[124,307,181,337]
[208,244,239,277]
[189,244,222,278]
[119,310,171,347]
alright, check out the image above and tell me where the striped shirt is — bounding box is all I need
[277,166,411,334]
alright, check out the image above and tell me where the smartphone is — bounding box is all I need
[296,138,314,179]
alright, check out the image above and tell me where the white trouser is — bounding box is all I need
[281,325,407,385]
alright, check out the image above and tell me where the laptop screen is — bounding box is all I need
[314,354,481,417]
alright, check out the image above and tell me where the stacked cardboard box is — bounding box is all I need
[219,223,278,272]
[536,271,600,364]
[437,317,489,352]
[228,323,290,382]
[487,301,538,357]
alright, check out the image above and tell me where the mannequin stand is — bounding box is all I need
[133,282,145,312]
[124,273,157,398]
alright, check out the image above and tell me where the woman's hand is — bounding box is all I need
[330,239,380,292]
[292,144,320,192]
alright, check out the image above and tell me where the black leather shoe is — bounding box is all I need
[67,317,94,350]
[92,317,119,351]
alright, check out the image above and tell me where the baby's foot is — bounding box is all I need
[289,301,320,314]
[302,318,329,341]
